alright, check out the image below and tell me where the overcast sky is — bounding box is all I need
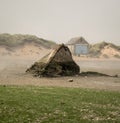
[0,0,120,45]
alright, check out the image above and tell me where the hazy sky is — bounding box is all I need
[0,0,120,44]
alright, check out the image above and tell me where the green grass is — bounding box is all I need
[0,86,120,123]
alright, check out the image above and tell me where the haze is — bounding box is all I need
[0,0,120,45]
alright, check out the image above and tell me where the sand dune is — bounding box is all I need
[101,45,120,57]
[0,42,51,58]
[0,42,120,59]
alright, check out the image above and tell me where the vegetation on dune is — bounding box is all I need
[114,54,120,58]
[0,33,56,48]
[0,86,120,123]
[0,33,120,58]
[89,41,120,57]
[89,41,107,57]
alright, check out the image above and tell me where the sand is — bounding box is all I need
[0,54,120,92]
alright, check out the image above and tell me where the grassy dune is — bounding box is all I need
[89,41,120,58]
[0,33,55,48]
[0,86,120,123]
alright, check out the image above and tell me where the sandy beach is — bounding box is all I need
[0,55,120,91]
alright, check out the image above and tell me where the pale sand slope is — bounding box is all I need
[0,43,51,57]
[0,42,120,58]
[0,53,120,91]
[101,45,120,57]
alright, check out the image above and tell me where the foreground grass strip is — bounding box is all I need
[0,86,120,123]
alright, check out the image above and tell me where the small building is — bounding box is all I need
[67,37,89,56]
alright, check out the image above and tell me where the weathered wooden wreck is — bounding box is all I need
[26,44,80,77]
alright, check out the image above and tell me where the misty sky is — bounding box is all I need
[0,0,120,44]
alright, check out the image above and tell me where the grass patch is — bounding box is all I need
[0,86,120,123]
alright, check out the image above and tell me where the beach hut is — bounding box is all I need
[67,37,89,56]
